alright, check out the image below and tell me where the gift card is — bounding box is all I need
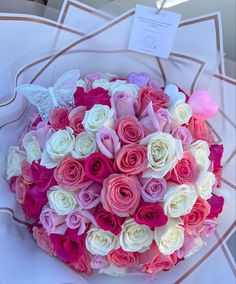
[128,4,181,59]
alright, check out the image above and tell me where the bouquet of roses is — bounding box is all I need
[6,69,225,277]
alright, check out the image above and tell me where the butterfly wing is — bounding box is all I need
[54,70,80,89]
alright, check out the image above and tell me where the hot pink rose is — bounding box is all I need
[70,250,92,276]
[48,108,69,130]
[95,207,125,235]
[21,160,34,184]
[171,126,193,147]
[139,176,167,203]
[108,248,137,268]
[76,182,102,209]
[50,228,85,264]
[187,118,213,144]
[111,91,140,120]
[134,203,168,228]
[54,157,87,191]
[182,198,210,230]
[91,255,108,269]
[33,226,55,256]
[74,87,111,109]
[139,87,169,113]
[209,144,224,187]
[15,176,28,204]
[169,151,198,184]
[197,219,217,237]
[116,115,144,144]
[96,127,121,159]
[207,194,224,219]
[116,144,147,175]
[68,106,86,135]
[40,207,67,234]
[188,90,218,120]
[101,174,141,217]
[140,242,177,274]
[84,153,115,183]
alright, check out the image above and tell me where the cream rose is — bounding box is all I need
[164,183,198,217]
[82,104,114,132]
[23,132,41,163]
[110,81,139,97]
[92,79,113,91]
[86,228,118,256]
[48,186,78,215]
[187,140,210,170]
[196,171,215,200]
[71,131,96,158]
[119,219,153,253]
[169,100,192,126]
[154,218,184,255]
[76,79,89,91]
[6,146,26,180]
[141,132,183,178]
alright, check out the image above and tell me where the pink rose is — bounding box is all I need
[50,228,85,264]
[116,144,147,175]
[29,112,42,129]
[177,232,195,259]
[197,219,217,237]
[116,115,144,144]
[15,176,28,204]
[182,198,210,230]
[207,194,224,219]
[108,248,137,268]
[21,160,34,184]
[68,106,86,135]
[140,242,177,274]
[209,144,224,187]
[139,87,169,113]
[187,118,213,144]
[48,108,69,130]
[134,203,168,228]
[139,176,167,203]
[40,207,67,234]
[70,250,92,276]
[54,157,87,191]
[76,182,102,209]
[91,255,108,270]
[188,90,218,120]
[101,174,141,217]
[84,153,115,183]
[96,127,121,159]
[74,87,111,109]
[33,226,55,256]
[169,151,198,184]
[171,126,193,147]
[111,91,140,120]
[95,207,125,235]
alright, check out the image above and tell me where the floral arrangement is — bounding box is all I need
[6,70,225,277]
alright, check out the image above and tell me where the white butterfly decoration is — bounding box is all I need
[16,70,81,121]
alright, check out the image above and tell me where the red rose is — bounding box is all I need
[182,198,210,230]
[169,151,198,184]
[74,87,111,109]
[95,207,125,235]
[209,144,224,187]
[84,153,115,183]
[50,228,85,264]
[48,108,69,130]
[207,194,224,218]
[139,87,169,113]
[68,106,86,135]
[116,144,147,175]
[187,118,213,144]
[116,115,144,144]
[134,203,168,228]
[108,248,137,268]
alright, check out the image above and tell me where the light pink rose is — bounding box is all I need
[172,126,193,147]
[176,232,195,258]
[40,207,67,235]
[111,91,140,120]
[188,90,218,120]
[32,226,55,256]
[68,106,86,135]
[197,219,217,237]
[15,176,28,204]
[34,121,53,149]
[76,182,102,209]
[91,255,108,269]
[101,174,141,217]
[96,127,121,159]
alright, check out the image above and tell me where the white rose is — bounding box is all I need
[187,140,210,170]
[185,237,206,258]
[164,183,198,217]
[82,104,114,132]
[45,127,75,162]
[196,171,215,200]
[48,186,78,215]
[76,79,89,91]
[72,131,96,158]
[119,219,153,253]
[23,131,41,163]
[141,132,183,178]
[169,100,192,126]
[86,228,118,256]
[92,79,112,91]
[6,146,26,180]
[99,265,127,277]
[154,218,184,255]
[110,81,139,97]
